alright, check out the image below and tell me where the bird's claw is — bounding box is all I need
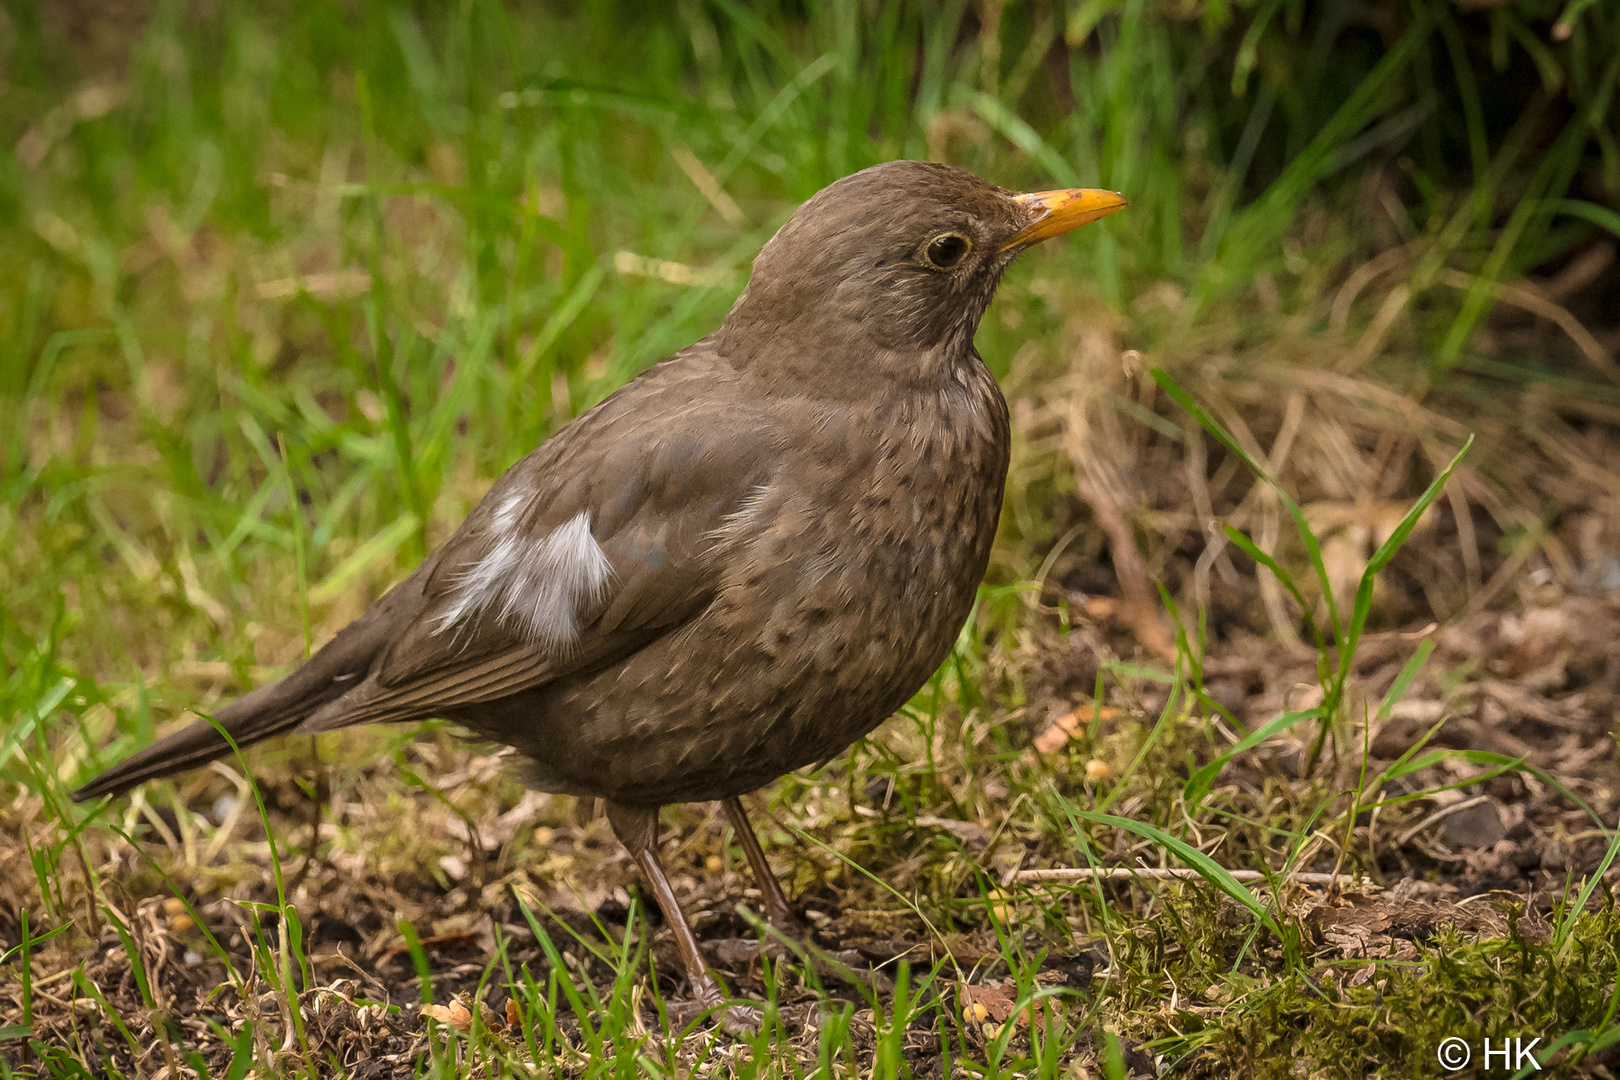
[666,993,764,1036]
[717,1002,764,1036]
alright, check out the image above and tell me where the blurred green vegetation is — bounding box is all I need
[2,0,1617,679]
[2,3,1619,1073]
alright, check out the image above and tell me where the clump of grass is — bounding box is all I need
[1206,906,1620,1078]
[1152,366,1473,779]
[989,365,1619,1074]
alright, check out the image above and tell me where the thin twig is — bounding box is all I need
[1009,866,1375,887]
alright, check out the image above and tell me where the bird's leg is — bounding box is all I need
[722,796,803,934]
[604,801,759,1034]
[723,797,895,998]
[604,802,717,1003]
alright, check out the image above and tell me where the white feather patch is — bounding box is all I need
[434,511,614,648]
[491,493,525,531]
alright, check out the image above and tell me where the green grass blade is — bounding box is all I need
[970,92,1082,187]
[1336,436,1473,687]
[1153,367,1342,643]
[1555,812,1620,947]
[1066,808,1282,937]
[1542,197,1620,239]
[1184,707,1323,807]
[1377,640,1435,722]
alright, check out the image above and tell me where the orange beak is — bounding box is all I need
[1002,188,1128,251]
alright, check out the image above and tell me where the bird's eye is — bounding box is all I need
[925,233,972,269]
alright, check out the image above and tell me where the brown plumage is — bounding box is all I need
[75,161,1124,1029]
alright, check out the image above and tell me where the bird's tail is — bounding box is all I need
[72,693,311,800]
[72,610,394,802]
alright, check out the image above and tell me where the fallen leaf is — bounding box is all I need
[1032,724,1071,754]
[960,981,1020,1025]
[422,1001,473,1032]
[1033,705,1119,753]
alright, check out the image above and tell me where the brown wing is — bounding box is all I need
[297,349,780,731]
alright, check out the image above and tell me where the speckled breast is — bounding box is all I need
[530,365,1011,807]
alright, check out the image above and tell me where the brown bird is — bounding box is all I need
[74,161,1124,1028]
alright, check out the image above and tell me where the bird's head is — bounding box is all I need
[717,160,1125,370]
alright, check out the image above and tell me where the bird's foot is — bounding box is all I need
[665,992,764,1036]
[703,929,896,997]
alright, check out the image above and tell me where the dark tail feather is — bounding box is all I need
[72,607,398,802]
[71,692,313,801]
